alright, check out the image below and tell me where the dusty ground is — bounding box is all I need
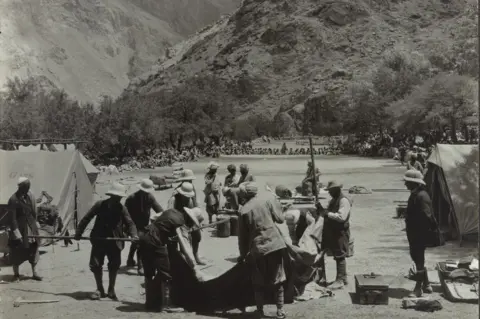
[0,156,477,319]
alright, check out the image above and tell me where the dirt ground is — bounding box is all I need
[1,155,477,319]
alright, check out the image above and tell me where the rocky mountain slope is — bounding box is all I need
[126,0,477,126]
[0,0,239,103]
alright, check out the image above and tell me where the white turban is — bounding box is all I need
[17,177,29,185]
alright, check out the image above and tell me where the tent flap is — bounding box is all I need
[426,144,479,238]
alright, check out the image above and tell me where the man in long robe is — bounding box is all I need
[8,177,42,282]
[222,164,239,210]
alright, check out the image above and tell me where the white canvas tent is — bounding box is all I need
[0,151,94,233]
[425,144,479,242]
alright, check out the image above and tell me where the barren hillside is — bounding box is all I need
[0,0,240,103]
[126,0,477,121]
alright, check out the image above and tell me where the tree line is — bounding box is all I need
[0,13,477,161]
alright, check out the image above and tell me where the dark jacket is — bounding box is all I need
[8,191,39,248]
[322,194,351,258]
[405,186,438,246]
[76,199,138,250]
[125,191,164,230]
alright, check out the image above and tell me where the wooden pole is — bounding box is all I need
[73,173,80,251]
[29,235,135,242]
[308,135,319,203]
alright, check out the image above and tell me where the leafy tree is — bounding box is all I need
[389,72,478,141]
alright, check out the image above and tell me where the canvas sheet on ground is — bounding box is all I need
[169,218,326,313]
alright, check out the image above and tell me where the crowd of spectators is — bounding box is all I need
[92,129,478,170]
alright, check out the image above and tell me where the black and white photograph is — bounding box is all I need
[0,0,478,318]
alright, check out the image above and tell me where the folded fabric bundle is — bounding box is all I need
[448,268,478,284]
[402,298,443,312]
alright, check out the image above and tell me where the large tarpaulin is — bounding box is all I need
[0,150,94,232]
[170,217,326,312]
[426,144,479,238]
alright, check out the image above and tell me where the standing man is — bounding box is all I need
[316,181,352,290]
[237,164,255,185]
[125,179,164,275]
[237,182,287,319]
[403,170,436,297]
[173,169,198,207]
[204,162,221,224]
[168,182,206,265]
[301,161,321,197]
[222,164,239,210]
[407,153,424,174]
[8,177,42,282]
[75,182,138,300]
[229,164,255,210]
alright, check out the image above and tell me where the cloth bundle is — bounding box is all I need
[402,298,443,312]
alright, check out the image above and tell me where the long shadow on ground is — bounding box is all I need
[116,302,259,318]
[10,288,95,301]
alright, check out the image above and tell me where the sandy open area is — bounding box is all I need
[1,155,477,319]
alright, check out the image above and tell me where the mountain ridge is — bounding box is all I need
[125,0,477,123]
[0,0,240,103]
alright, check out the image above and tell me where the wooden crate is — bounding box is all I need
[355,274,389,305]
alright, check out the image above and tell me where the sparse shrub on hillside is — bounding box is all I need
[372,47,431,102]
[388,72,478,141]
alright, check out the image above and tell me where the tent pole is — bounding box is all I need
[73,172,80,251]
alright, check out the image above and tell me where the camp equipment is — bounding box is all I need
[308,136,319,203]
[424,144,478,243]
[355,273,389,305]
[216,214,231,238]
[436,262,479,303]
[28,235,135,242]
[0,151,95,236]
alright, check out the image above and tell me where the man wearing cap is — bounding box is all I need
[125,179,164,275]
[237,182,287,319]
[8,177,42,281]
[222,164,239,210]
[315,180,352,290]
[403,170,437,297]
[204,162,221,224]
[75,182,138,301]
[139,207,204,312]
[168,182,206,265]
